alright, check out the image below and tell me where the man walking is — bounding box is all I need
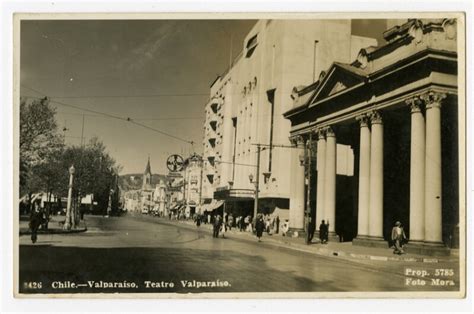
[213,215,222,238]
[319,220,329,244]
[29,201,43,244]
[391,221,407,254]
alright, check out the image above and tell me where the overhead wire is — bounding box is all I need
[20,84,195,145]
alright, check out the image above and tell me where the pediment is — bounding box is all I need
[329,81,348,96]
[309,63,367,106]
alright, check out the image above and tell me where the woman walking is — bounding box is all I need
[255,214,265,242]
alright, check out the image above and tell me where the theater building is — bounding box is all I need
[202,19,376,219]
[283,19,459,255]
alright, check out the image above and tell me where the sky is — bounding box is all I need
[20,18,390,175]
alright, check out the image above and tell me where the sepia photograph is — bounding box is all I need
[12,11,466,300]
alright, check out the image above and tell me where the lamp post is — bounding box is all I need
[249,144,262,219]
[63,165,75,230]
[107,188,114,217]
[300,134,314,245]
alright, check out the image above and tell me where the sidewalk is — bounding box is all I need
[19,215,87,235]
[153,216,458,264]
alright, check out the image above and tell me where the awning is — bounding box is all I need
[209,200,224,211]
[201,200,224,212]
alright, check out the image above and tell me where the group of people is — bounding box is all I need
[194,210,409,254]
[196,212,284,242]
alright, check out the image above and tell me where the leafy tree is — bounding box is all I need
[20,98,64,194]
[57,137,121,222]
[19,97,65,211]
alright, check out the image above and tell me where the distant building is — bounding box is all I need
[183,153,203,216]
[122,158,169,215]
[202,19,376,220]
[167,173,184,214]
[153,179,168,216]
[140,157,154,214]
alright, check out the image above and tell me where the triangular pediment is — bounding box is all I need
[329,81,348,96]
[309,63,367,106]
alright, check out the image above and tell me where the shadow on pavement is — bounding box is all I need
[19,244,334,294]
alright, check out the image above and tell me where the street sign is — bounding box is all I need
[166,154,184,172]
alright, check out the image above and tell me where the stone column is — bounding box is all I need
[368,110,384,238]
[422,91,446,243]
[289,136,306,231]
[324,126,336,233]
[407,96,425,242]
[315,129,326,224]
[356,114,371,237]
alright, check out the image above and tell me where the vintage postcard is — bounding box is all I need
[13,12,466,299]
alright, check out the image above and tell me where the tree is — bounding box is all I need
[57,136,121,225]
[19,97,65,209]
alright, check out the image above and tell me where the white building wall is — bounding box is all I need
[202,19,377,205]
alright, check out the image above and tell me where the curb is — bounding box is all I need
[19,227,88,236]
[139,216,453,264]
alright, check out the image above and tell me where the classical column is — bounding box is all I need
[356,114,371,237]
[289,136,306,231]
[368,110,384,238]
[315,129,326,224]
[324,126,336,233]
[407,96,425,242]
[422,91,446,243]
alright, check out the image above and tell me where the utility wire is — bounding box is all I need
[21,84,195,145]
[23,96,205,121]
[49,93,210,98]
[56,111,204,121]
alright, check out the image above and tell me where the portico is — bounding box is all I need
[284,19,459,255]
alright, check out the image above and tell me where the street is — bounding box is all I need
[19,215,460,294]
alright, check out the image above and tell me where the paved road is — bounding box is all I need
[19,215,460,294]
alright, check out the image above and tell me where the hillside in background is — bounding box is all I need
[119,173,169,191]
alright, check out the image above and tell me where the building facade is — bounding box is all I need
[283,19,459,254]
[202,19,377,219]
[140,157,154,214]
[183,153,204,216]
[122,158,170,215]
[153,180,168,216]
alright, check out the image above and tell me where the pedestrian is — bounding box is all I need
[391,221,407,255]
[228,214,234,230]
[255,214,265,242]
[244,215,250,231]
[319,220,329,244]
[29,201,43,244]
[275,215,280,234]
[220,219,227,238]
[265,217,271,233]
[281,220,289,236]
[195,214,201,227]
[213,215,222,238]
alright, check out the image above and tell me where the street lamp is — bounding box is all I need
[248,172,258,220]
[63,165,75,230]
[299,135,314,245]
[107,188,114,217]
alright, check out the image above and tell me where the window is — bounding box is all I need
[245,34,258,58]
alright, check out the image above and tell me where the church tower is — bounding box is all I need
[143,157,152,190]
